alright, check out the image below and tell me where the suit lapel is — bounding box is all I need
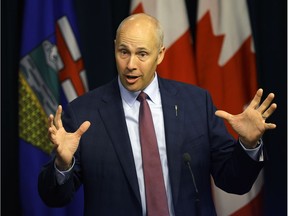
[159,77,184,207]
[98,79,142,206]
[97,77,184,208]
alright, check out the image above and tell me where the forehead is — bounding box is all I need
[116,20,159,50]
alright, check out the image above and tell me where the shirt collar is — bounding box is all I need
[118,73,160,107]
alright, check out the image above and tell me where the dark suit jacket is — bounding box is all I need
[38,76,264,216]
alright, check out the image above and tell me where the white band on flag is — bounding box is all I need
[57,16,81,61]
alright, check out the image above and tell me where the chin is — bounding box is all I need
[122,81,141,92]
[126,86,141,92]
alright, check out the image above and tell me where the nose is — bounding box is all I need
[127,55,137,71]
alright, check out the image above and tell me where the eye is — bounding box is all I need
[118,49,129,58]
[137,51,148,60]
[121,49,127,55]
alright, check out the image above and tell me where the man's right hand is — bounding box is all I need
[48,105,91,170]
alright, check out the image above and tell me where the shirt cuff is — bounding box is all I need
[54,157,75,185]
[239,139,264,161]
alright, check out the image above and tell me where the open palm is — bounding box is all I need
[215,89,277,148]
[48,105,91,169]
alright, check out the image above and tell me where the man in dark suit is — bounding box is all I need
[38,13,277,216]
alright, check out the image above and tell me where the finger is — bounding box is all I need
[261,103,277,120]
[48,125,58,138]
[48,130,58,146]
[48,127,53,140]
[48,115,57,136]
[265,122,277,130]
[215,110,232,121]
[75,121,91,137]
[54,105,63,129]
[248,88,263,109]
[48,125,57,134]
[48,114,54,127]
[258,93,275,114]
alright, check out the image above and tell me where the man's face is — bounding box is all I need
[115,20,165,92]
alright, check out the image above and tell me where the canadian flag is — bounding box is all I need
[196,1,263,215]
[130,0,263,215]
[130,0,197,85]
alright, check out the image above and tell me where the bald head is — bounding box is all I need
[116,13,164,50]
[114,13,166,92]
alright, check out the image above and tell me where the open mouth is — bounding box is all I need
[125,75,140,83]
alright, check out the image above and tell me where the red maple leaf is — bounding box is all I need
[196,12,258,138]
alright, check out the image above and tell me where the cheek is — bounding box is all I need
[142,60,158,74]
[115,58,126,71]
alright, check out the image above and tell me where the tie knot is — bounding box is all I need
[137,91,148,102]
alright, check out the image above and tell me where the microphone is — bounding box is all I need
[183,153,200,216]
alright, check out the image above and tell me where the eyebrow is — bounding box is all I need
[118,44,128,48]
[117,44,149,52]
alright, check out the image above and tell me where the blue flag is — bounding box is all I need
[18,0,88,215]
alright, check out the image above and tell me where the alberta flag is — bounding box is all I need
[18,0,88,215]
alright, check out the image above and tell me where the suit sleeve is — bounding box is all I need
[38,105,82,207]
[205,91,264,195]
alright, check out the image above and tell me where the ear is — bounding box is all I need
[157,46,166,65]
[114,39,119,54]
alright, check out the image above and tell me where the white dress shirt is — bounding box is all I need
[118,73,174,216]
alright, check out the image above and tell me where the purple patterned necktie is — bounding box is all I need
[137,91,169,216]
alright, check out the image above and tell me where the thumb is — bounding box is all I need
[76,121,91,136]
[215,110,232,121]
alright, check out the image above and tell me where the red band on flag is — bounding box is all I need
[158,30,197,84]
[56,24,86,96]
